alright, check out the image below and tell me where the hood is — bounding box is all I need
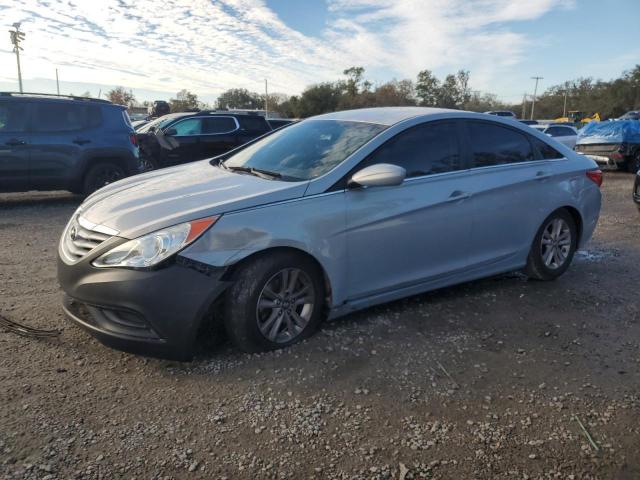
[79,160,308,239]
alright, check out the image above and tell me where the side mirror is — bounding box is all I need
[349,163,406,188]
[164,127,177,136]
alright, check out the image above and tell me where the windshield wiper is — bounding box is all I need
[224,165,282,180]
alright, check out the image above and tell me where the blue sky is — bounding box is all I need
[0,0,638,105]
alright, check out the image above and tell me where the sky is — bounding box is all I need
[0,0,638,105]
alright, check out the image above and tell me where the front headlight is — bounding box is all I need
[93,216,219,268]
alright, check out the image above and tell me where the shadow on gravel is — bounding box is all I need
[0,191,83,209]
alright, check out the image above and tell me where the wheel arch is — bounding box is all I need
[559,205,583,245]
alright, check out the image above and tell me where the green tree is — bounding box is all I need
[343,66,365,97]
[217,88,263,109]
[169,89,199,112]
[107,86,136,107]
[415,70,440,106]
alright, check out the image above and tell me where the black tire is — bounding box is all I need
[627,153,640,174]
[524,209,578,281]
[83,162,126,195]
[223,251,326,353]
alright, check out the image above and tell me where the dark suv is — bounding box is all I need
[136,111,272,170]
[0,92,139,195]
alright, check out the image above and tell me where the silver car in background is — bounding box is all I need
[57,107,602,359]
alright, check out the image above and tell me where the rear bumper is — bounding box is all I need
[58,255,230,360]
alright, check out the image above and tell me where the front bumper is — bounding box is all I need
[58,254,230,360]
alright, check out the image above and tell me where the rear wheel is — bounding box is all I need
[627,153,640,173]
[525,209,578,281]
[223,252,325,352]
[83,162,125,195]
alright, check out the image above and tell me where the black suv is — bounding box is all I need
[0,92,139,195]
[136,111,272,170]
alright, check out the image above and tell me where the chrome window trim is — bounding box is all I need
[77,215,119,236]
[168,116,240,136]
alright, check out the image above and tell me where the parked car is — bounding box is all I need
[129,113,148,122]
[58,107,602,360]
[485,110,517,119]
[519,119,538,125]
[541,125,578,149]
[136,110,272,171]
[619,110,640,120]
[0,92,139,195]
[634,171,640,211]
[131,119,149,130]
[147,100,170,118]
[574,120,640,172]
[267,118,296,129]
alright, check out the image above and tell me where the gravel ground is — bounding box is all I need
[1,172,639,479]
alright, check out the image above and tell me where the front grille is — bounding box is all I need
[61,215,115,262]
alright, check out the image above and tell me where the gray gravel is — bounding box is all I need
[0,172,639,479]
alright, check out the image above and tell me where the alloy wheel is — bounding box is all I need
[540,218,571,270]
[256,268,315,344]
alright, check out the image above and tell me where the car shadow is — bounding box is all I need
[0,191,83,209]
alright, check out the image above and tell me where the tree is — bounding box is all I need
[107,86,136,107]
[295,83,343,117]
[169,89,199,112]
[217,88,263,109]
[343,66,365,97]
[415,70,440,106]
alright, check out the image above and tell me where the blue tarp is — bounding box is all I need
[576,120,640,145]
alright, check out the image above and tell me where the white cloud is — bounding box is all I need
[0,0,573,98]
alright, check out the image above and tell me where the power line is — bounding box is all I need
[8,22,25,93]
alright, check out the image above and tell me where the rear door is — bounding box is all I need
[200,116,240,158]
[462,120,564,269]
[236,115,271,145]
[344,120,475,300]
[0,100,30,191]
[28,101,95,190]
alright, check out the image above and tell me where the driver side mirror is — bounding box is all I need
[349,163,406,188]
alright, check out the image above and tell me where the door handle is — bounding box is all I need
[445,190,471,203]
[535,171,551,181]
[5,139,26,146]
[73,138,91,145]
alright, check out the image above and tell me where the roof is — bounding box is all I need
[0,91,111,104]
[312,107,459,126]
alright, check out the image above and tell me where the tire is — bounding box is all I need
[223,252,326,353]
[627,153,640,174]
[83,162,126,195]
[524,209,578,281]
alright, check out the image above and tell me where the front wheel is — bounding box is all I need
[223,252,325,352]
[524,209,578,281]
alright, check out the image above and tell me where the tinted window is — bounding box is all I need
[0,102,28,133]
[203,117,237,134]
[545,126,573,137]
[530,136,562,160]
[363,122,460,177]
[468,122,533,167]
[224,120,386,181]
[33,103,87,132]
[171,118,202,135]
[238,116,270,133]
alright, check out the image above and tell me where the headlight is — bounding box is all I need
[93,216,219,268]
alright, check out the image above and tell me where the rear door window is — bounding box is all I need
[530,136,563,160]
[467,121,533,167]
[33,103,88,132]
[0,101,29,133]
[203,117,238,134]
[361,121,461,177]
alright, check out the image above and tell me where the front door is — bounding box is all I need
[344,120,474,300]
[162,117,204,166]
[0,100,30,191]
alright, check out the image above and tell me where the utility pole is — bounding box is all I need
[55,68,60,95]
[9,22,25,93]
[264,79,269,119]
[563,87,568,118]
[521,93,528,119]
[530,76,543,120]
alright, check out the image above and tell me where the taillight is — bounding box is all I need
[129,134,138,147]
[586,169,603,187]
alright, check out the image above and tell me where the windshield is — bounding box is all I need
[137,114,187,133]
[223,119,386,181]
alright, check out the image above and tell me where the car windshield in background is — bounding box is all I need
[222,120,386,181]
[137,114,185,133]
